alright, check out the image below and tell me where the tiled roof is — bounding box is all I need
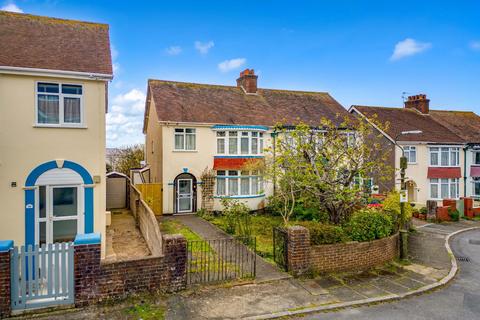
[430,110,480,144]
[352,105,465,144]
[145,80,350,128]
[0,11,112,75]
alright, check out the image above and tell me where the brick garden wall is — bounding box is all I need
[0,250,11,318]
[286,226,399,275]
[75,234,186,306]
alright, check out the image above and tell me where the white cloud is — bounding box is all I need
[165,46,182,56]
[1,2,23,12]
[195,40,214,54]
[107,88,146,147]
[469,41,480,51]
[218,58,246,72]
[390,38,431,61]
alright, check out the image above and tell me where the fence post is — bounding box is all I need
[162,234,187,291]
[286,226,310,276]
[0,240,13,318]
[74,233,101,307]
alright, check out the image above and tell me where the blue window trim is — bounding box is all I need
[214,155,264,159]
[24,160,94,248]
[214,194,265,199]
[211,124,269,131]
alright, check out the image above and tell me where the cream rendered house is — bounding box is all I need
[143,69,351,214]
[351,95,470,205]
[0,12,113,254]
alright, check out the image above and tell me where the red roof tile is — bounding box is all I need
[430,110,480,144]
[145,80,351,128]
[0,11,112,75]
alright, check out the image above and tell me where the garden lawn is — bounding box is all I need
[160,219,204,242]
[204,214,283,264]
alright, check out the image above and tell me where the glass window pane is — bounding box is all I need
[175,134,184,149]
[430,152,438,166]
[241,178,250,195]
[475,181,480,196]
[52,187,78,217]
[39,221,46,246]
[229,138,238,154]
[186,128,195,133]
[53,220,77,243]
[216,178,226,195]
[251,138,258,154]
[450,180,457,198]
[228,131,237,136]
[228,170,238,176]
[252,132,258,137]
[175,128,184,133]
[251,177,258,194]
[216,131,226,137]
[38,95,59,124]
[260,139,264,153]
[39,186,46,218]
[228,178,238,195]
[186,134,196,150]
[61,84,82,94]
[441,182,449,199]
[431,182,438,199]
[475,153,480,165]
[242,132,249,136]
[217,138,225,154]
[64,97,81,123]
[217,170,226,176]
[441,149,449,166]
[38,83,59,93]
[241,137,249,154]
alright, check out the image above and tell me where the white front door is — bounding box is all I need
[36,185,84,245]
[177,179,193,213]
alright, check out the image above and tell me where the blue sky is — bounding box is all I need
[2,0,480,147]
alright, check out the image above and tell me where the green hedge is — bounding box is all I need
[345,209,393,242]
[297,221,350,245]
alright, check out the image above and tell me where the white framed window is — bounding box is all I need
[216,130,265,155]
[404,146,417,164]
[174,128,196,151]
[429,147,460,167]
[429,178,459,199]
[35,82,84,127]
[473,151,480,165]
[216,170,263,197]
[473,177,480,197]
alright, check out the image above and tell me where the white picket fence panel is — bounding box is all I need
[11,242,74,310]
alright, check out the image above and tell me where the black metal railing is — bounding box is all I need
[186,236,256,285]
[273,227,288,271]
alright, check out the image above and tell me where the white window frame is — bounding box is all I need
[215,170,264,197]
[473,177,480,197]
[174,128,196,151]
[473,151,480,165]
[216,130,265,156]
[403,146,417,164]
[429,146,460,167]
[429,178,459,200]
[35,81,85,128]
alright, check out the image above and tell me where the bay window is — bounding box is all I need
[429,147,459,167]
[216,170,263,197]
[36,82,83,126]
[430,178,459,199]
[216,130,265,155]
[174,128,196,150]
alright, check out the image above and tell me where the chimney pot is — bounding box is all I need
[404,94,430,114]
[236,68,258,94]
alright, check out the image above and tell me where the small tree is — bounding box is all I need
[114,144,145,176]
[265,116,392,225]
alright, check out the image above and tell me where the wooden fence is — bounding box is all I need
[135,183,162,215]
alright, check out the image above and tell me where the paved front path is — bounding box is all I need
[297,221,480,320]
[160,214,289,282]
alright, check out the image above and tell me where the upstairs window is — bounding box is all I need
[404,146,417,163]
[174,128,196,151]
[473,151,480,165]
[36,82,83,126]
[216,130,264,155]
[429,147,459,167]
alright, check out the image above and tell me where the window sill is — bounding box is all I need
[214,155,264,158]
[173,150,198,153]
[214,194,265,199]
[33,124,87,129]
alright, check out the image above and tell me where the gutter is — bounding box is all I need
[0,66,113,81]
[464,145,468,197]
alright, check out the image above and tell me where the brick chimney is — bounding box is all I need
[404,94,430,114]
[236,69,258,94]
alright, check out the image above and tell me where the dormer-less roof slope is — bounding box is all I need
[351,105,465,144]
[144,80,350,131]
[0,11,112,76]
[430,110,480,144]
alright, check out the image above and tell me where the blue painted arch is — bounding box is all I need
[24,160,94,247]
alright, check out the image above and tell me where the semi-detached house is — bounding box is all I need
[143,69,351,214]
[350,94,480,205]
[0,11,113,256]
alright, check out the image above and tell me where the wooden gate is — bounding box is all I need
[186,237,256,285]
[11,242,74,311]
[273,227,288,271]
[136,183,162,215]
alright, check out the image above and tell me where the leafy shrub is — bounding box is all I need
[382,191,413,225]
[448,208,460,221]
[346,209,393,242]
[220,198,252,238]
[419,207,428,215]
[297,221,350,245]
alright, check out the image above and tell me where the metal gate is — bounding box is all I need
[273,227,288,271]
[11,242,74,311]
[186,237,256,285]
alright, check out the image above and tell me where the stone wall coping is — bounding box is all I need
[74,233,101,245]
[0,240,13,252]
[309,232,399,248]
